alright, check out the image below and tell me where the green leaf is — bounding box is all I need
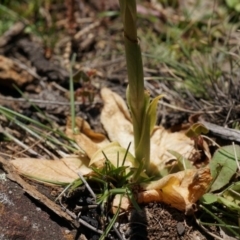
[222,181,240,205]
[133,91,151,174]
[69,178,83,192]
[209,146,238,192]
[185,123,208,139]
[201,190,240,211]
[147,95,163,134]
[127,188,141,211]
[217,196,240,211]
[168,149,194,170]
[217,145,240,160]
[200,193,218,204]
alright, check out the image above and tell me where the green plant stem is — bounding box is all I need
[118,0,150,180]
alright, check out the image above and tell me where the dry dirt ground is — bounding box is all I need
[0,1,239,240]
[0,166,212,240]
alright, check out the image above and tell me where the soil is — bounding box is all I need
[0,169,212,240]
[0,1,239,240]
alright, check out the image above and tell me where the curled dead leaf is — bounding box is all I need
[112,168,212,213]
[66,116,109,158]
[139,167,212,212]
[100,88,198,173]
[67,116,106,143]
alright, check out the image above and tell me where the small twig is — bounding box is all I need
[90,57,124,68]
[195,216,223,240]
[51,82,69,93]
[11,120,66,155]
[159,100,224,115]
[199,119,240,143]
[78,172,96,202]
[78,217,103,235]
[55,183,72,202]
[69,53,77,132]
[0,96,81,105]
[75,204,98,210]
[23,135,58,160]
[59,199,103,234]
[0,22,26,47]
[76,17,94,24]
[224,104,234,127]
[108,216,124,240]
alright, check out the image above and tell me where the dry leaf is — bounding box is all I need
[100,88,135,154]
[138,167,212,212]
[112,168,212,213]
[89,141,135,168]
[68,116,106,143]
[10,116,109,186]
[66,116,109,158]
[11,155,91,185]
[149,127,196,174]
[62,154,92,175]
[100,88,197,173]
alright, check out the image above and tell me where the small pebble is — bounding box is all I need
[121,224,127,231]
[177,222,185,236]
[65,229,70,234]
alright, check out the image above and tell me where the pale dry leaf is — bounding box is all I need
[100,88,135,154]
[62,154,92,175]
[149,127,196,174]
[10,116,110,186]
[11,157,83,185]
[0,156,74,223]
[100,88,197,173]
